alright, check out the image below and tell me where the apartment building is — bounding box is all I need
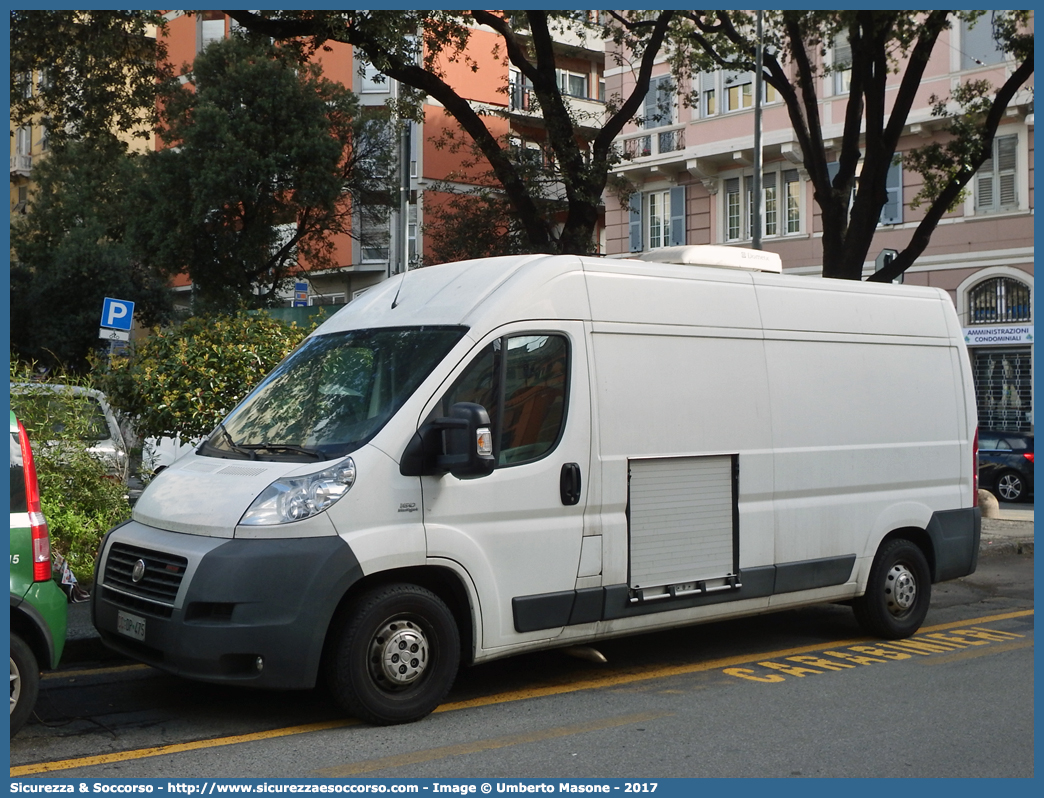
[604,17,1034,433]
[158,12,607,309]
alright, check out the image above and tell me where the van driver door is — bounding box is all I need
[418,322,592,652]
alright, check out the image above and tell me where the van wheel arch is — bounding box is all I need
[321,566,475,671]
[876,527,935,580]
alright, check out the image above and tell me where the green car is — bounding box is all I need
[10,410,67,736]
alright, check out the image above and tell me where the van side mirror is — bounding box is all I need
[400,402,496,479]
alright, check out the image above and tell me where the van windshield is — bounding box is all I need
[201,326,467,461]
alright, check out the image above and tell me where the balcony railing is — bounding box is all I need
[10,154,32,175]
[621,126,686,160]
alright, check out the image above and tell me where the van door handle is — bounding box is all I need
[560,463,582,506]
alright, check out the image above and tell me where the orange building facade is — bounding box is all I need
[157,12,606,309]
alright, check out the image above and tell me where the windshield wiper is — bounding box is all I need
[219,423,257,459]
[236,442,325,460]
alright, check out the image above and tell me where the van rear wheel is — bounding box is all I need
[326,584,460,726]
[853,539,931,639]
[10,633,39,736]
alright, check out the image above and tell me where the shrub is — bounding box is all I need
[9,363,131,584]
[98,310,314,442]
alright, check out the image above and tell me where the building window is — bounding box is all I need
[968,277,1031,325]
[15,125,31,156]
[360,61,389,94]
[826,160,903,225]
[648,190,670,249]
[976,135,1018,212]
[763,173,778,237]
[14,185,29,215]
[39,119,50,153]
[960,15,1007,70]
[557,69,589,99]
[832,35,852,95]
[724,75,753,112]
[629,186,686,251]
[725,170,801,242]
[196,11,225,53]
[360,207,391,262]
[699,72,717,117]
[643,75,674,128]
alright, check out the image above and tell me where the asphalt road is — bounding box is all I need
[10,550,1033,779]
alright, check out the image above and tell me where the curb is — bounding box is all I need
[979,539,1034,557]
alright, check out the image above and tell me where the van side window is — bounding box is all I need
[436,334,569,466]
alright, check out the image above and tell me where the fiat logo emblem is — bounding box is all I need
[131,559,147,583]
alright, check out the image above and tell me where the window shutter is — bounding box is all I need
[629,193,643,252]
[669,186,686,246]
[977,172,994,209]
[880,159,903,225]
[997,136,1017,207]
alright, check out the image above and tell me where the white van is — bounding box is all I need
[92,248,980,725]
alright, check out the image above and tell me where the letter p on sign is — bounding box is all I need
[101,298,135,331]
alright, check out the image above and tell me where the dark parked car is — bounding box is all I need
[978,430,1034,502]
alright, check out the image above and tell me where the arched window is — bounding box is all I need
[967,277,1031,325]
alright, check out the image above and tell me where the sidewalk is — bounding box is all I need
[60,503,1033,665]
[980,501,1034,557]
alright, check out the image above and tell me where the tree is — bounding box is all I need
[668,10,1033,281]
[98,311,314,442]
[125,34,397,312]
[221,10,676,256]
[10,10,174,150]
[10,138,174,371]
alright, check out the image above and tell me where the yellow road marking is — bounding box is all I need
[919,638,1034,666]
[12,608,1033,777]
[317,710,671,777]
[11,721,359,777]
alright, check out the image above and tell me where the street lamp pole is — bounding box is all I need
[751,10,764,250]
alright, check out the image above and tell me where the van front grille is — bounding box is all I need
[103,543,187,605]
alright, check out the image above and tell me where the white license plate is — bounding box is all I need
[116,610,146,641]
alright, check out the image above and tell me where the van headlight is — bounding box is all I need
[239,457,356,526]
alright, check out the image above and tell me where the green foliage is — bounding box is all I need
[98,311,314,442]
[10,10,174,150]
[126,34,396,313]
[9,364,131,584]
[10,138,174,372]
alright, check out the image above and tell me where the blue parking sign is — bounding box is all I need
[101,298,135,331]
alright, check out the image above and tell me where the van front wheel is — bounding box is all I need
[853,539,931,639]
[326,584,460,726]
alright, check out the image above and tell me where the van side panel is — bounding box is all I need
[753,280,966,576]
[584,264,777,583]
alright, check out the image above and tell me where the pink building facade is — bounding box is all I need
[604,18,1034,434]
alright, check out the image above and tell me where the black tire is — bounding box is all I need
[326,584,460,726]
[10,633,40,736]
[994,469,1026,502]
[853,539,931,639]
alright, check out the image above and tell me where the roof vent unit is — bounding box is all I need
[634,245,783,274]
